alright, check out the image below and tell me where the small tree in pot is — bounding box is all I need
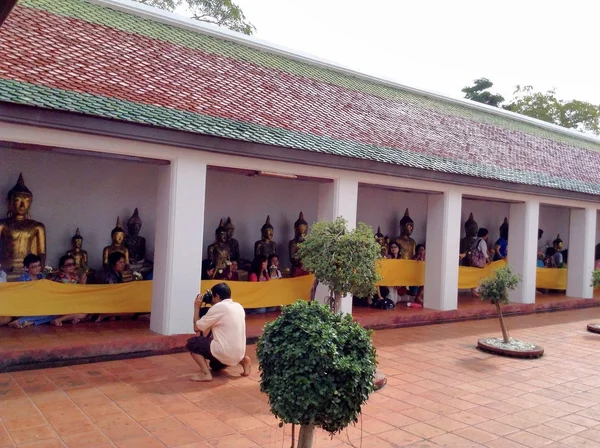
[297,217,381,314]
[586,270,600,333]
[257,301,376,448]
[477,265,543,357]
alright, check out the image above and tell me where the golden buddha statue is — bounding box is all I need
[375,226,388,257]
[66,228,88,270]
[254,215,277,258]
[224,217,240,262]
[103,217,133,282]
[207,219,231,274]
[395,209,416,260]
[459,213,478,266]
[0,173,46,279]
[289,212,308,277]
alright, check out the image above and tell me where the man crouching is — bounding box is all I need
[187,282,251,382]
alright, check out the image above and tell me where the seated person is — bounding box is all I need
[268,254,282,280]
[544,247,563,268]
[186,282,251,382]
[201,259,217,280]
[410,244,425,304]
[8,254,59,329]
[96,251,138,323]
[50,255,89,326]
[248,255,270,282]
[227,260,239,281]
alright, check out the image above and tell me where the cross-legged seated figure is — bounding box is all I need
[8,254,58,328]
[187,283,251,382]
[96,251,137,323]
[51,255,88,326]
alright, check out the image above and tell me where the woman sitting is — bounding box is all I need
[8,254,59,328]
[268,254,283,280]
[411,244,425,305]
[96,251,138,323]
[248,255,270,282]
[51,255,88,326]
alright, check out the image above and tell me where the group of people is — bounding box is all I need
[201,254,284,283]
[0,250,149,329]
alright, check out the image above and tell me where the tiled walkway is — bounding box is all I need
[3,308,600,447]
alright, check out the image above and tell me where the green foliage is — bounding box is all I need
[256,301,376,434]
[462,78,505,107]
[133,0,256,35]
[503,86,600,135]
[479,265,521,306]
[296,217,382,301]
[591,270,600,289]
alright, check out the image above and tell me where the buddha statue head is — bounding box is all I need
[294,212,308,242]
[261,215,274,241]
[215,219,228,243]
[111,217,126,245]
[499,217,509,240]
[127,208,142,236]
[375,226,385,246]
[7,173,33,219]
[464,213,478,238]
[399,209,414,237]
[72,228,84,249]
[224,217,235,239]
[553,234,563,251]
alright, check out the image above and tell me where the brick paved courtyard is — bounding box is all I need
[3,308,600,447]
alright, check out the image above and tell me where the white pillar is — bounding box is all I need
[508,200,540,303]
[567,207,597,299]
[315,176,359,314]
[424,190,462,310]
[151,155,207,335]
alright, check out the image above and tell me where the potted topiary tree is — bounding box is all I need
[586,270,600,333]
[477,265,544,358]
[297,217,381,314]
[257,300,377,448]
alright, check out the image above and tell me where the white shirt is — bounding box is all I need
[196,299,246,366]
[477,239,489,259]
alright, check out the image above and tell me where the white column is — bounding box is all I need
[315,176,359,314]
[424,190,462,310]
[508,200,540,303]
[567,207,597,299]
[151,155,207,335]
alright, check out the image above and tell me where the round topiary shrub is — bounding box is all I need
[257,300,376,448]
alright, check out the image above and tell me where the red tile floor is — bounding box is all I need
[3,308,600,447]
[2,292,599,372]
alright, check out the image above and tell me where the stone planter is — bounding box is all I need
[477,338,544,359]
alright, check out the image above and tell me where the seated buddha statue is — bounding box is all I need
[102,217,133,282]
[459,213,478,266]
[375,226,388,258]
[395,209,416,260]
[255,215,277,258]
[289,212,309,277]
[125,208,153,274]
[0,173,47,280]
[66,228,94,277]
[224,217,240,262]
[207,219,231,275]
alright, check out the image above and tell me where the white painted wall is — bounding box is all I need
[357,186,428,245]
[539,204,571,249]
[0,146,159,271]
[202,170,320,267]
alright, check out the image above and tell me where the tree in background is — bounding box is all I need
[133,0,256,35]
[461,78,506,107]
[503,86,600,135]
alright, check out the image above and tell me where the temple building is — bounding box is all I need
[1,0,599,335]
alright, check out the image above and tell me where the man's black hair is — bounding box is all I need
[211,282,231,300]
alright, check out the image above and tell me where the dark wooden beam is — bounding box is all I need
[0,0,18,28]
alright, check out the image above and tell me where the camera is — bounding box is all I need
[201,289,213,305]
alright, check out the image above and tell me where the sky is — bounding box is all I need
[214,0,600,105]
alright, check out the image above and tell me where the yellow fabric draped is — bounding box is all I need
[0,263,569,316]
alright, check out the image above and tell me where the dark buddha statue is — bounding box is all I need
[395,209,416,260]
[125,208,146,266]
[255,215,277,258]
[224,217,240,262]
[0,173,47,279]
[207,219,231,275]
[375,226,388,257]
[289,212,308,277]
[459,213,478,265]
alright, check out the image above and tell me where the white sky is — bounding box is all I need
[221,0,600,105]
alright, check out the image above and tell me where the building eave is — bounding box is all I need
[0,0,18,27]
[89,0,600,148]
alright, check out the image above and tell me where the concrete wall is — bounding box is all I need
[539,204,571,249]
[0,147,159,271]
[461,198,510,245]
[203,170,320,267]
